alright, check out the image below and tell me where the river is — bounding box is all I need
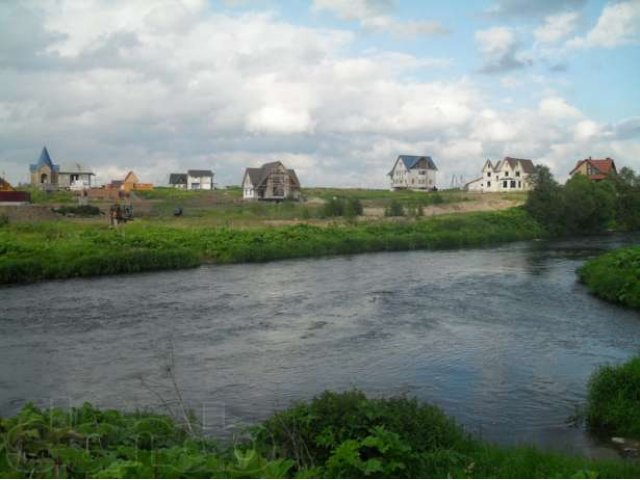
[1,234,639,456]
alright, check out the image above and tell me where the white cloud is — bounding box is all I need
[538,97,582,120]
[534,11,579,44]
[475,26,527,72]
[567,1,640,49]
[574,120,600,141]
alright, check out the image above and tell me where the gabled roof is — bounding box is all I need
[30,147,59,173]
[243,161,299,188]
[570,157,617,177]
[492,157,536,173]
[187,169,214,177]
[397,155,438,171]
[123,171,139,184]
[169,173,187,184]
[0,176,15,191]
[59,162,94,175]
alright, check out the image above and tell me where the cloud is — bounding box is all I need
[567,1,640,49]
[475,27,528,73]
[312,0,449,38]
[538,96,582,120]
[486,0,586,19]
[534,11,579,44]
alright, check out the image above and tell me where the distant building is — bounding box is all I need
[30,147,59,188]
[242,161,301,201]
[187,170,214,190]
[169,173,188,189]
[29,147,94,190]
[465,157,536,192]
[569,157,617,181]
[107,171,153,192]
[388,155,438,191]
[0,176,31,204]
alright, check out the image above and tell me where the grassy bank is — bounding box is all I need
[587,355,640,438]
[577,245,640,309]
[2,391,639,479]
[0,208,545,285]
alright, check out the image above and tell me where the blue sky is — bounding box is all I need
[0,0,639,187]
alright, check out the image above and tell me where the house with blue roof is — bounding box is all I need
[388,155,438,191]
[30,147,95,189]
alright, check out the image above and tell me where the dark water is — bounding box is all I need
[1,234,640,457]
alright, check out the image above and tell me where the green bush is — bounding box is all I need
[384,200,404,217]
[577,246,640,309]
[53,205,102,216]
[587,356,640,437]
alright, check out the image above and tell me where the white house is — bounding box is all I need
[388,155,438,191]
[169,173,187,189]
[242,161,301,201]
[465,157,536,193]
[187,170,214,190]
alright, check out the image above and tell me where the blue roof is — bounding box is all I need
[398,155,438,171]
[30,147,59,173]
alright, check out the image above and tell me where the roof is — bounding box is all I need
[243,161,300,188]
[30,147,59,173]
[169,173,187,184]
[58,162,94,175]
[397,155,438,171]
[187,169,214,177]
[570,157,617,177]
[494,157,536,173]
[123,171,139,184]
[0,177,15,191]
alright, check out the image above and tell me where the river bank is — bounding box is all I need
[0,207,544,285]
[578,245,640,309]
[2,390,639,479]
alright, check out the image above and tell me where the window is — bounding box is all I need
[515,171,520,177]
[510,180,516,188]
[503,180,507,188]
[487,172,492,177]
[70,174,79,182]
[504,171,509,177]
[487,181,491,187]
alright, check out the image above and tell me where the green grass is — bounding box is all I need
[0,208,545,284]
[577,246,640,309]
[2,391,639,478]
[587,355,640,438]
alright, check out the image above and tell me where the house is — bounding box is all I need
[465,157,536,192]
[242,161,301,201]
[0,177,31,204]
[57,162,95,190]
[388,155,438,191]
[569,157,617,181]
[30,147,59,188]
[169,173,187,189]
[107,171,153,192]
[187,170,214,190]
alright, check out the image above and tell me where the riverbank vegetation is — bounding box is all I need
[587,355,640,438]
[577,246,640,309]
[525,166,640,235]
[2,390,639,479]
[0,208,544,285]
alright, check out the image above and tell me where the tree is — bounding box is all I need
[524,165,563,233]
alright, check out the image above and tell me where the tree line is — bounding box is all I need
[525,166,640,235]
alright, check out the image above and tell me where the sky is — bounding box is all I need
[1,0,639,188]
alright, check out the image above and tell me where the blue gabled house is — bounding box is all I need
[388,155,438,191]
[30,147,59,187]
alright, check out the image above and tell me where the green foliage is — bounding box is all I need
[321,197,363,219]
[526,166,640,235]
[586,356,640,437]
[578,246,640,309]
[3,391,640,478]
[0,214,8,227]
[0,208,545,285]
[384,200,404,217]
[53,205,102,216]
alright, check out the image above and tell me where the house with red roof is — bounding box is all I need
[569,157,617,181]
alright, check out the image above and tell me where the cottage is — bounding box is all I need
[187,170,214,190]
[30,147,59,188]
[242,161,301,201]
[58,162,95,190]
[169,173,187,189]
[465,157,536,192]
[108,171,153,192]
[388,155,438,191]
[569,157,617,181]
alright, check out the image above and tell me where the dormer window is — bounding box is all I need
[515,171,520,177]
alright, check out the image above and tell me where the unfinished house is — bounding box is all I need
[242,161,301,201]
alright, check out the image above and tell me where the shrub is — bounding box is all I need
[586,356,640,437]
[384,200,404,217]
[0,214,9,227]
